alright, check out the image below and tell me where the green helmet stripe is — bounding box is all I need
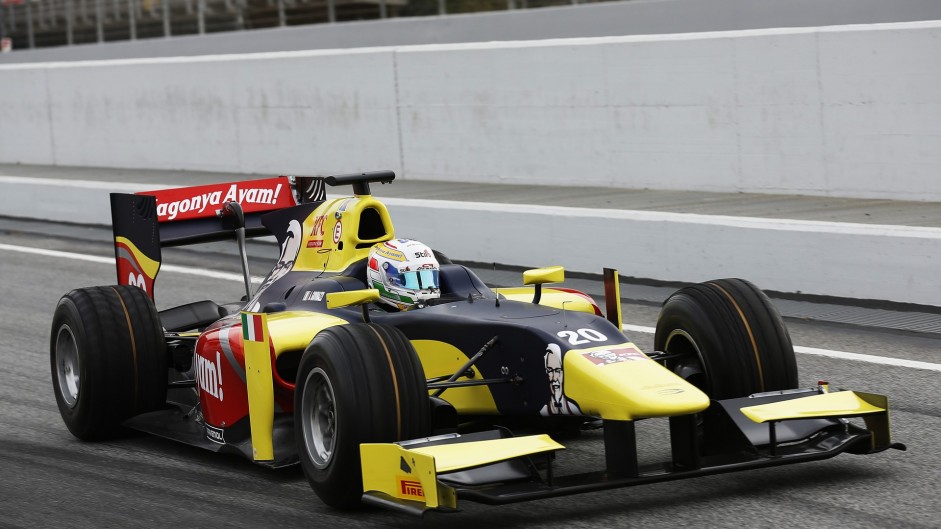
[371,281,415,304]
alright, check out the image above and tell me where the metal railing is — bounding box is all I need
[0,0,606,50]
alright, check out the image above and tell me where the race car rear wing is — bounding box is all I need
[110,175,327,300]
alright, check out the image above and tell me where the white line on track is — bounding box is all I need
[0,243,264,283]
[2,242,939,372]
[621,323,941,372]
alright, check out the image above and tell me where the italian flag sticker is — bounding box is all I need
[242,312,265,342]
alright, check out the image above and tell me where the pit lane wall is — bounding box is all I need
[4,176,940,306]
[2,20,941,201]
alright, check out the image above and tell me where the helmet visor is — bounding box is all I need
[389,269,439,290]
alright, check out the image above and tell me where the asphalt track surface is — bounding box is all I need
[1,219,940,529]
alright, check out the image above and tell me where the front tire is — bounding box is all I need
[294,323,430,509]
[50,286,168,440]
[654,278,797,399]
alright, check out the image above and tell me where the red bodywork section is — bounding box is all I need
[553,288,604,316]
[194,318,295,428]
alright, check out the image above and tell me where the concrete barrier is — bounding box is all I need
[3,175,939,305]
[394,198,941,306]
[5,0,941,64]
[2,21,941,200]
[394,24,941,200]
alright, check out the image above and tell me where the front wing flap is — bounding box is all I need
[360,432,564,515]
[360,389,903,515]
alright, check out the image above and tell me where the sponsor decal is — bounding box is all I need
[302,291,326,302]
[307,239,324,248]
[310,215,326,237]
[397,477,425,500]
[196,351,224,401]
[414,249,433,259]
[541,343,581,416]
[206,424,225,444]
[581,345,647,366]
[241,313,265,342]
[332,221,342,244]
[374,244,406,262]
[140,178,294,222]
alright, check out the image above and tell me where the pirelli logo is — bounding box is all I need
[398,477,424,500]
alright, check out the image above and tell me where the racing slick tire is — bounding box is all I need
[295,323,430,509]
[50,285,168,441]
[653,278,798,399]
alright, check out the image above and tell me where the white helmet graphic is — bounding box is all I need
[367,239,440,310]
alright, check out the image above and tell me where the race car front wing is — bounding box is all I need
[360,387,905,515]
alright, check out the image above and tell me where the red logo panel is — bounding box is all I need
[139,177,295,223]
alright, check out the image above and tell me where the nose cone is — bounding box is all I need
[562,344,710,421]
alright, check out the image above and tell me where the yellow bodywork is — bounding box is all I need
[741,391,886,423]
[562,343,710,420]
[361,443,450,509]
[413,340,499,414]
[326,289,380,309]
[523,266,565,285]
[498,287,598,315]
[264,311,348,356]
[293,195,394,273]
[242,311,275,461]
[408,434,563,473]
[360,434,564,509]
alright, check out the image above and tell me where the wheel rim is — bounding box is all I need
[662,329,708,393]
[300,367,337,469]
[55,324,81,408]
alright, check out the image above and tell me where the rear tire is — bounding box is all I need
[50,286,168,440]
[294,323,430,509]
[654,278,797,399]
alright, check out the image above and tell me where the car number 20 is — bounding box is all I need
[557,328,608,346]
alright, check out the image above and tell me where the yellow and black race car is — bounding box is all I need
[50,171,905,515]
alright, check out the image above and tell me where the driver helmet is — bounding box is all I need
[367,239,441,310]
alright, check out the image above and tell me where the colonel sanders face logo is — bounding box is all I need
[581,346,647,366]
[587,350,620,364]
[540,343,581,416]
[545,344,564,402]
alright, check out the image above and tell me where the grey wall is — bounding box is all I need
[3,0,941,63]
[3,21,940,201]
